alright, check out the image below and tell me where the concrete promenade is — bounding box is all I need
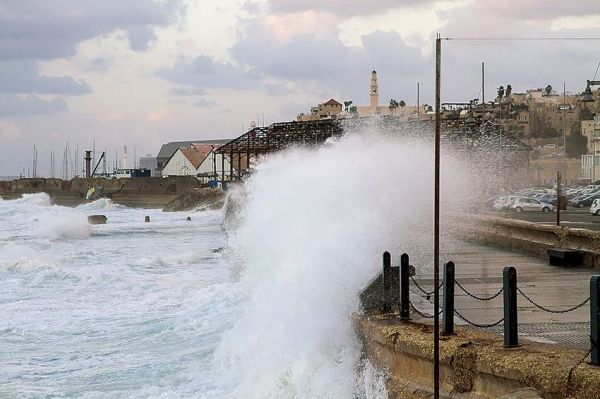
[410,242,596,350]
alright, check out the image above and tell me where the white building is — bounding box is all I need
[161,144,230,179]
[581,116,600,182]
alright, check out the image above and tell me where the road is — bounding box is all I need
[489,207,600,230]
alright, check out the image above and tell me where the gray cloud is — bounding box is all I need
[0,94,67,117]
[266,0,439,17]
[474,1,600,21]
[0,0,185,61]
[0,61,92,95]
[169,86,207,96]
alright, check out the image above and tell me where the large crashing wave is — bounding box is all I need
[215,131,470,398]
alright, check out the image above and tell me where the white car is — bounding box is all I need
[510,197,553,213]
[492,196,517,211]
[591,199,600,216]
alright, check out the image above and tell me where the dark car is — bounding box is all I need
[570,194,600,208]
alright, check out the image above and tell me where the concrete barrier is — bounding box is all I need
[356,316,600,398]
[458,215,600,269]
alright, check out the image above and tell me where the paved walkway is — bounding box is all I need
[410,242,597,350]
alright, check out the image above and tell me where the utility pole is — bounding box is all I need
[433,34,442,399]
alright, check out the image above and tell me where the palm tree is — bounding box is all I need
[389,98,399,116]
[343,100,353,112]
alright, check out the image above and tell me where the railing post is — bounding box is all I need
[382,251,392,313]
[400,253,410,320]
[591,276,600,365]
[442,261,455,335]
[503,266,519,348]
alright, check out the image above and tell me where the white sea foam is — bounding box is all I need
[215,131,470,398]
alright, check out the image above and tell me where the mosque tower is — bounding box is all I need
[370,70,379,113]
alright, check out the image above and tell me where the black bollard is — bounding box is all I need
[400,253,410,320]
[591,276,600,365]
[382,251,392,313]
[503,266,519,348]
[144,216,150,223]
[442,261,455,335]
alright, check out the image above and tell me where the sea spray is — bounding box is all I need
[216,131,471,398]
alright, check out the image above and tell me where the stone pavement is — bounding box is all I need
[410,242,596,350]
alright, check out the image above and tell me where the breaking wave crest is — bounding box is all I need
[215,131,470,398]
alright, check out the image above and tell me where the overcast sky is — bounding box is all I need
[1,0,600,176]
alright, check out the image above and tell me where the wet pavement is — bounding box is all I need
[410,242,596,350]
[491,207,600,231]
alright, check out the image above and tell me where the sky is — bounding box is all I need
[1,0,600,176]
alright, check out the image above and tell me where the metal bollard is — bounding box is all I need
[503,266,519,348]
[442,261,455,335]
[382,251,392,313]
[591,276,600,365]
[400,253,410,320]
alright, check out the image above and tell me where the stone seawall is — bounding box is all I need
[0,177,209,208]
[356,316,600,398]
[457,215,600,269]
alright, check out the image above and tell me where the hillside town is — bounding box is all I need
[141,70,600,188]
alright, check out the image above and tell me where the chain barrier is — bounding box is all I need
[517,287,590,314]
[410,275,443,299]
[409,302,441,319]
[566,338,595,397]
[455,279,503,301]
[453,309,504,328]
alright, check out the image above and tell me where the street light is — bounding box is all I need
[580,83,595,103]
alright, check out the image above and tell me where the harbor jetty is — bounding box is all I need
[0,176,225,211]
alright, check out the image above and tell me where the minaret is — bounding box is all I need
[370,70,379,113]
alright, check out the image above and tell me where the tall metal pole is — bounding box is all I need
[434,34,442,399]
[563,82,567,182]
[481,62,485,124]
[417,82,420,120]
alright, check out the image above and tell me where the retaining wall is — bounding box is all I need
[458,215,600,269]
[356,316,600,398]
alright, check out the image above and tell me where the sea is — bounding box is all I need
[0,132,471,398]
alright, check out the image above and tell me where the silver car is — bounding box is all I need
[510,197,553,213]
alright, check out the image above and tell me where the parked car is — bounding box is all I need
[570,194,600,208]
[591,199,600,216]
[493,196,517,211]
[509,197,554,213]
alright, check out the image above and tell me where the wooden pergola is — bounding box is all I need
[214,119,343,181]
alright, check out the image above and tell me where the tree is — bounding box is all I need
[343,100,353,112]
[544,85,552,97]
[349,105,358,115]
[389,98,399,115]
[566,121,588,158]
[505,84,512,97]
[399,100,406,107]
[497,85,505,100]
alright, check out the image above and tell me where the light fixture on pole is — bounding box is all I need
[580,83,595,103]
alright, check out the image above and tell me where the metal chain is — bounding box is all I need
[409,302,441,319]
[454,309,504,328]
[517,287,590,314]
[455,280,503,301]
[566,341,594,397]
[410,275,443,297]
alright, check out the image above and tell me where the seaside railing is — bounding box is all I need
[362,251,600,366]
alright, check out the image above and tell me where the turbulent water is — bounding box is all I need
[0,132,469,398]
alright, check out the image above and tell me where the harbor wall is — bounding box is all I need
[0,177,207,208]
